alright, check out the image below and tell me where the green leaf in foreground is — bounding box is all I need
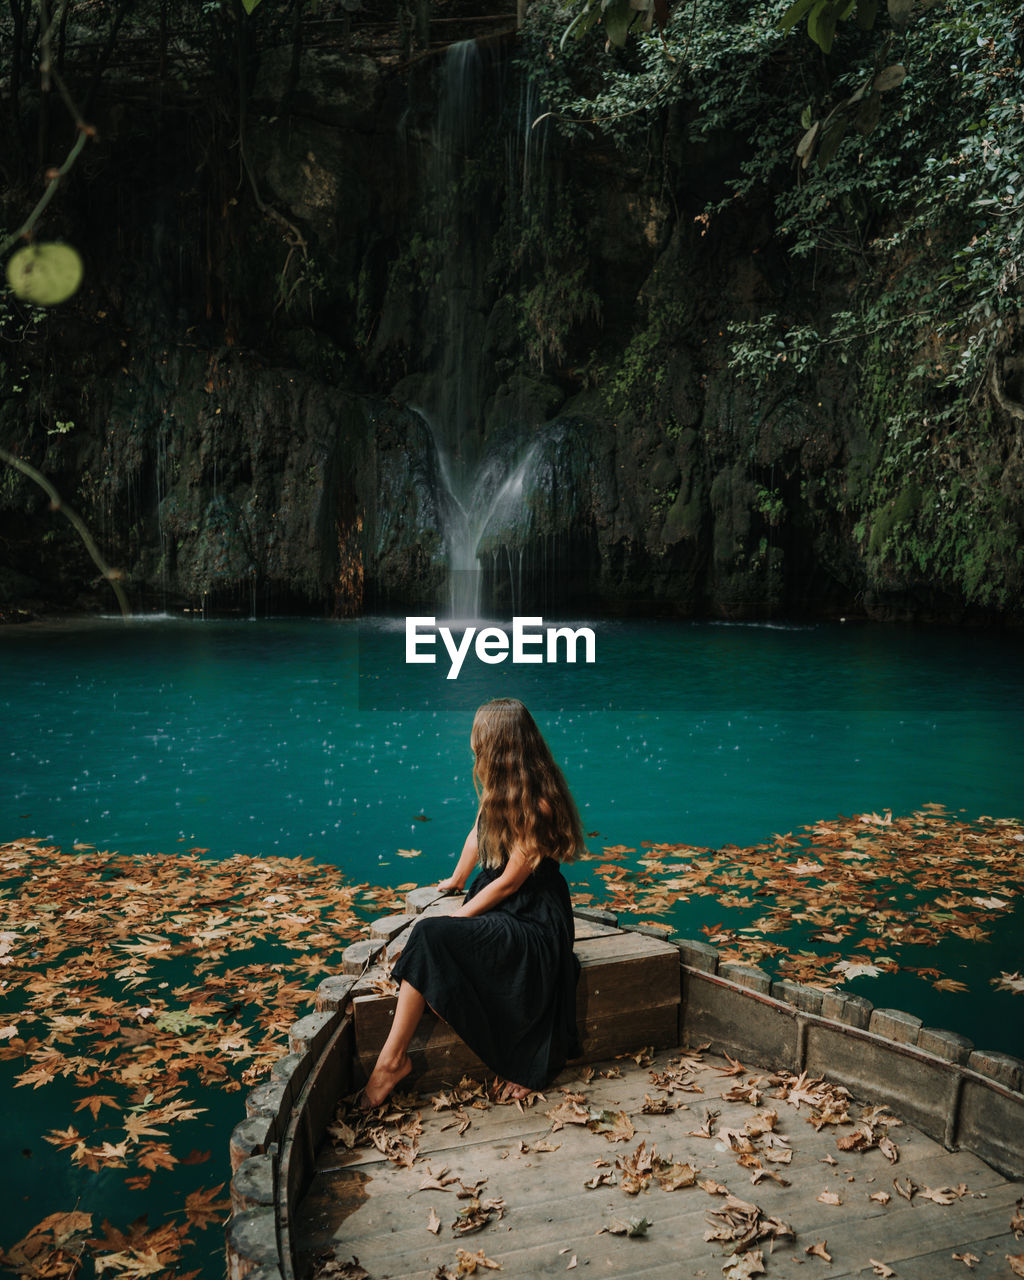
[6,242,84,305]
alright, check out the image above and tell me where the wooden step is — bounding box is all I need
[351,922,681,1090]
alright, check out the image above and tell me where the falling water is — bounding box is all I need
[415,40,545,619]
[442,442,540,618]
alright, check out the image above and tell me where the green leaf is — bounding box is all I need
[856,91,883,135]
[5,242,84,306]
[855,0,878,26]
[242,0,262,12]
[887,0,914,28]
[797,119,822,166]
[601,0,634,47]
[873,63,906,92]
[800,104,814,129]
[816,116,849,167]
[808,0,839,53]
[776,0,818,33]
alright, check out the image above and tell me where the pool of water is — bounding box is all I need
[3,616,1022,860]
[2,614,1023,1053]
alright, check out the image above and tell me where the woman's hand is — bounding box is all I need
[437,818,480,895]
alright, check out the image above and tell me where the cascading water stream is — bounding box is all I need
[411,40,550,620]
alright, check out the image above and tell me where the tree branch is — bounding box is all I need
[0,447,130,618]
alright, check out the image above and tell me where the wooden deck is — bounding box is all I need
[293,1045,1024,1279]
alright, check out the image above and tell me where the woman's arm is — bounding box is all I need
[453,847,534,917]
[437,815,480,892]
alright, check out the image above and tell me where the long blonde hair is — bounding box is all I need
[471,698,584,869]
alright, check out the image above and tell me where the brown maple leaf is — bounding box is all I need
[184,1183,230,1230]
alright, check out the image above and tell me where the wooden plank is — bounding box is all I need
[571,917,622,941]
[301,1154,1022,1280]
[295,1043,1024,1280]
[782,1187,1023,1278]
[352,995,680,1090]
[576,949,679,1022]
[579,1001,679,1058]
[574,931,678,965]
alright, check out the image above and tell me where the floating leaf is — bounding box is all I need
[832,960,882,980]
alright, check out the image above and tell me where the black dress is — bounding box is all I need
[390,857,582,1090]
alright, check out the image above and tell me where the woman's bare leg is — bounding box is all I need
[362,980,426,1107]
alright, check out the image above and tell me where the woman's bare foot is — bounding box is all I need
[497,1080,532,1103]
[361,1052,412,1109]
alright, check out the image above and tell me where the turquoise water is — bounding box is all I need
[2,614,1023,1057]
[3,616,1022,866]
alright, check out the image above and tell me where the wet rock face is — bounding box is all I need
[0,40,1019,621]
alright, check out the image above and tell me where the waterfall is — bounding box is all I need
[413,39,543,620]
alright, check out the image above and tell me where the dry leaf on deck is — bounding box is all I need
[952,1253,979,1269]
[587,1109,635,1143]
[655,1160,697,1191]
[816,1190,842,1205]
[722,1248,765,1279]
[919,1185,961,1205]
[878,1135,900,1164]
[604,1215,651,1238]
[688,1108,720,1139]
[427,1208,442,1235]
[805,1241,832,1262]
[870,1262,896,1278]
[418,1164,459,1193]
[454,1247,501,1273]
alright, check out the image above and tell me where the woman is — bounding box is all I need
[362,698,584,1107]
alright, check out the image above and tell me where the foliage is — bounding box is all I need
[558,0,951,57]
[521,263,603,371]
[520,0,1024,608]
[0,837,404,1279]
